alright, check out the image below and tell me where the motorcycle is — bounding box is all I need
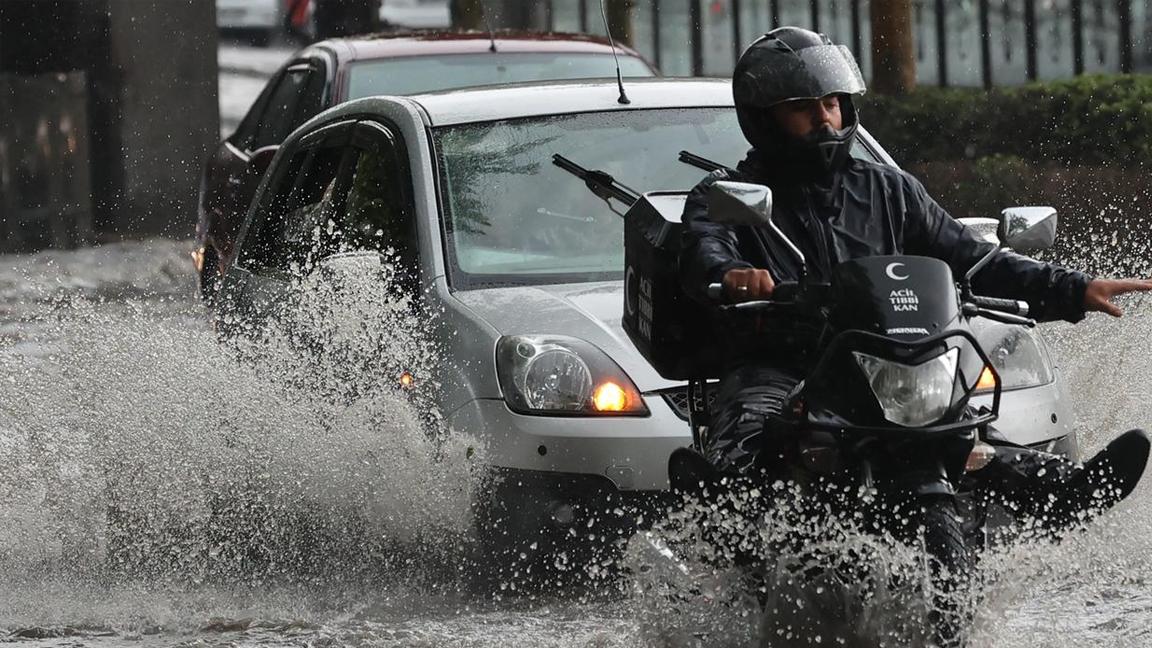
[655,180,1059,646]
[552,153,1066,641]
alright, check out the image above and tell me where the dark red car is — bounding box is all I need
[196,31,658,301]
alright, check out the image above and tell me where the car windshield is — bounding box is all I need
[436,108,883,287]
[435,108,742,286]
[346,53,655,99]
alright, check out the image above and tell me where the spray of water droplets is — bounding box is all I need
[0,241,484,633]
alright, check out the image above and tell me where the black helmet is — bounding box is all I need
[733,27,866,179]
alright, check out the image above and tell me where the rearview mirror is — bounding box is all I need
[1000,206,1057,252]
[707,181,773,228]
[707,180,806,270]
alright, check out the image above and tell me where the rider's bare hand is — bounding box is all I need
[1084,278,1152,317]
[723,268,775,302]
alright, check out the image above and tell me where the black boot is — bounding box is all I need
[1043,429,1150,528]
[973,429,1149,535]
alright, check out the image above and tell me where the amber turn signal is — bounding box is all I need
[975,366,997,392]
[592,382,629,412]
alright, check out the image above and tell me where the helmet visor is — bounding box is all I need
[738,44,866,107]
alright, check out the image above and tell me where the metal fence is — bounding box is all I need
[546,0,1152,87]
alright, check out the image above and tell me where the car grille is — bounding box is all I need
[658,385,718,421]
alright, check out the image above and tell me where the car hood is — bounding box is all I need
[451,281,682,393]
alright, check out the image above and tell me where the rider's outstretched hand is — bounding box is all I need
[1084,278,1152,317]
[723,268,775,302]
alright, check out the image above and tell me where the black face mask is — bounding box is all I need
[787,121,857,179]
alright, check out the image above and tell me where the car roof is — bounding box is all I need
[402,78,734,127]
[310,30,652,67]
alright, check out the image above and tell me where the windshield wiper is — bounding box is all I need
[678,150,737,175]
[552,154,640,211]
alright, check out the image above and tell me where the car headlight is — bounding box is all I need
[853,349,959,427]
[972,320,1055,393]
[496,335,649,416]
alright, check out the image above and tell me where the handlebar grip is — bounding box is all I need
[972,307,1036,328]
[971,296,1029,317]
[707,281,798,303]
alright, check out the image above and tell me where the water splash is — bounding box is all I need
[0,245,481,633]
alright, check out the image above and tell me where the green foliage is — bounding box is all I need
[860,74,1152,168]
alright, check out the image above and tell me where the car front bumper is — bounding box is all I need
[447,394,691,492]
[970,379,1073,448]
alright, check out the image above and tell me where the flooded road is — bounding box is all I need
[1,238,1151,647]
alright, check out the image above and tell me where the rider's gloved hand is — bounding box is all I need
[723,268,775,302]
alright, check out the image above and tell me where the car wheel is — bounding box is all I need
[469,480,632,593]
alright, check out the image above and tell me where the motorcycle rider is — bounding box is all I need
[680,26,1151,529]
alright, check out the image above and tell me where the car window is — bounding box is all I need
[230,70,282,151]
[295,63,327,129]
[312,124,419,288]
[241,122,418,282]
[346,53,655,99]
[435,108,878,288]
[252,66,315,150]
[343,131,416,260]
[240,143,351,273]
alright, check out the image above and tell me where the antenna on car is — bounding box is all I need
[479,2,498,52]
[598,0,631,105]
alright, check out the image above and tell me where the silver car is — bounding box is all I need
[215,79,1076,568]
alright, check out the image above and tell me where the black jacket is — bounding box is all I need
[680,150,1090,364]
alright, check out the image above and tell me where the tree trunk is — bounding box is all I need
[869,0,916,94]
[605,0,635,47]
[451,0,485,31]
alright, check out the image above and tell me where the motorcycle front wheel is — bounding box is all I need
[917,496,974,647]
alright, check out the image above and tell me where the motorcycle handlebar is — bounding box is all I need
[968,305,1036,328]
[709,281,1028,318]
[705,281,799,305]
[706,282,804,317]
[968,295,1030,317]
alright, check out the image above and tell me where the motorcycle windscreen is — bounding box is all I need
[831,256,960,338]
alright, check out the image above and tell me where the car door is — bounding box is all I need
[201,58,329,276]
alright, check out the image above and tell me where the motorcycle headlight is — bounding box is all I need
[496,335,649,416]
[972,320,1055,393]
[853,349,959,427]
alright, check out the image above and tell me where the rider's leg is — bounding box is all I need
[669,365,801,565]
[972,429,1149,532]
[706,364,803,476]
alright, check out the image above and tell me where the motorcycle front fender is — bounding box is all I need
[890,463,957,498]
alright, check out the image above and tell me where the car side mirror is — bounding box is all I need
[316,250,385,276]
[707,180,773,228]
[1000,206,1057,252]
[248,145,279,177]
[314,250,415,294]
